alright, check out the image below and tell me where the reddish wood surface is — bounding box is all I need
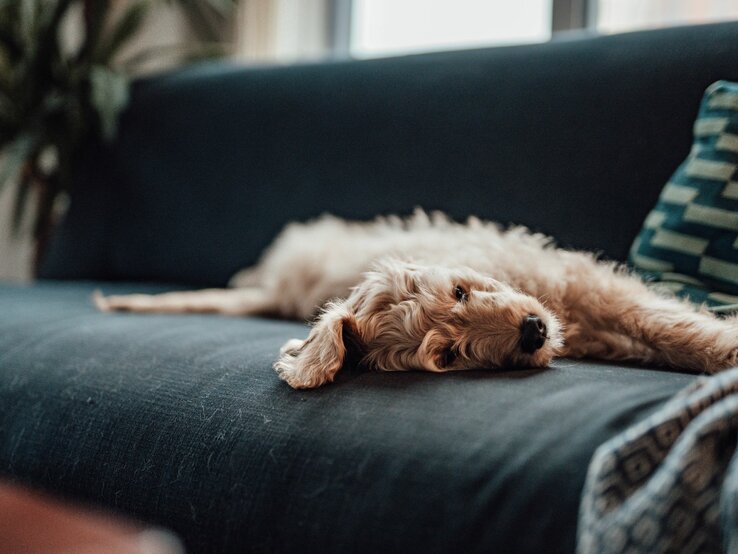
[0,482,181,554]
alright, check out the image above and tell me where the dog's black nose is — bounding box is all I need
[520,315,547,353]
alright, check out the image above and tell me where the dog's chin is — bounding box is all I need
[522,346,557,368]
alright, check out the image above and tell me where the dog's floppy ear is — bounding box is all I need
[274,301,362,389]
[417,328,456,372]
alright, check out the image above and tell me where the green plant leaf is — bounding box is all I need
[76,0,111,63]
[0,87,18,128]
[89,65,129,140]
[0,21,22,60]
[11,165,32,233]
[93,1,148,64]
[23,0,74,113]
[120,40,226,72]
[0,132,36,193]
[19,0,37,49]
[0,0,235,243]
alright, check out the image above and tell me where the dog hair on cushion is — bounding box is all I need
[96,209,738,388]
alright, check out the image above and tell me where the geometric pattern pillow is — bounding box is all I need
[629,80,738,309]
[578,367,738,553]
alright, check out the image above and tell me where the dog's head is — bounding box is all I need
[274,260,563,388]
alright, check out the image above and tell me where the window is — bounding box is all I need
[237,0,738,64]
[596,0,738,34]
[349,0,553,59]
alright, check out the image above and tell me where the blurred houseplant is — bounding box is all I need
[0,0,235,270]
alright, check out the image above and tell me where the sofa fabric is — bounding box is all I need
[40,22,738,286]
[0,282,695,553]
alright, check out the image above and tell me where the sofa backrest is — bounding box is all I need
[40,22,738,286]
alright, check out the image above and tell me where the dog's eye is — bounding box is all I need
[441,347,458,368]
[454,285,468,302]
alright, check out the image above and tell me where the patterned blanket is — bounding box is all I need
[578,368,738,553]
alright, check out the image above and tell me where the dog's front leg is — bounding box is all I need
[274,301,360,389]
[561,325,662,365]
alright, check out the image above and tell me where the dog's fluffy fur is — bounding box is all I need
[96,210,738,388]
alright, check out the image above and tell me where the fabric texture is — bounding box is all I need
[39,22,738,286]
[630,81,738,308]
[578,367,738,554]
[0,281,695,554]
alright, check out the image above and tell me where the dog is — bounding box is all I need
[95,209,738,389]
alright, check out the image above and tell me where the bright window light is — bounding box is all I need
[350,0,553,58]
[597,0,738,34]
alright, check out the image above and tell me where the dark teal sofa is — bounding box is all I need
[3,22,738,553]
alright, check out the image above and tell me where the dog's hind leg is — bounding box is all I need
[571,274,738,373]
[228,266,262,288]
[94,288,276,316]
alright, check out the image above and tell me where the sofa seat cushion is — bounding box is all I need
[0,281,696,553]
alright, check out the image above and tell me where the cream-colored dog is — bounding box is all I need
[96,210,738,388]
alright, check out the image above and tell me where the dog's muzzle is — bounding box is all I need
[520,315,547,353]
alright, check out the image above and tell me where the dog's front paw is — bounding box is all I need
[693,341,738,374]
[273,339,334,389]
[714,347,738,373]
[280,339,305,357]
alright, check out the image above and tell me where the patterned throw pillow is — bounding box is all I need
[630,80,738,311]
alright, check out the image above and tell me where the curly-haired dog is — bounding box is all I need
[96,210,738,389]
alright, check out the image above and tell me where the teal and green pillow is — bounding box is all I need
[630,80,738,312]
